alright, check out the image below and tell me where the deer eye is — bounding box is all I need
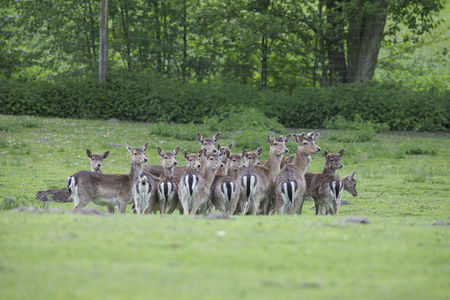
[303,142,308,145]
[330,159,334,161]
[189,159,192,161]
[274,143,278,145]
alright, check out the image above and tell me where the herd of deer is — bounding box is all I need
[67,132,357,216]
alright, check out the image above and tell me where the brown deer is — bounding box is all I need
[85,149,116,213]
[67,143,149,213]
[274,133,321,215]
[237,134,291,215]
[303,149,344,210]
[86,149,110,174]
[216,142,234,175]
[156,146,180,214]
[244,147,263,167]
[178,149,223,215]
[210,149,246,214]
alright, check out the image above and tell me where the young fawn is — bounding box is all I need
[211,149,246,214]
[274,133,321,215]
[237,134,291,215]
[178,149,223,215]
[68,143,149,213]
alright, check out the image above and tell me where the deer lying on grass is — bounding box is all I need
[237,134,291,215]
[86,149,117,213]
[211,149,246,214]
[178,149,223,215]
[68,143,148,213]
[274,133,321,215]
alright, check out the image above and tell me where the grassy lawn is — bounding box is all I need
[0,114,449,299]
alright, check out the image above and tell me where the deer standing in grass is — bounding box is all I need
[237,134,291,215]
[86,149,117,213]
[178,149,223,215]
[274,133,321,215]
[68,143,149,213]
[211,149,246,214]
[155,146,180,214]
[303,149,344,212]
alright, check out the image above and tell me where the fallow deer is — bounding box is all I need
[237,134,291,215]
[67,143,149,213]
[303,149,345,212]
[274,133,321,215]
[178,149,223,215]
[210,149,246,214]
[86,149,110,174]
[155,146,180,214]
[85,149,115,213]
[244,147,263,167]
[216,142,234,175]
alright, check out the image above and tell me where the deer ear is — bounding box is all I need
[126,143,132,153]
[225,149,231,158]
[103,151,110,159]
[184,150,189,159]
[266,134,271,144]
[196,132,203,143]
[324,150,329,157]
[142,143,149,151]
[313,133,320,141]
[350,171,356,179]
[157,146,163,157]
[86,149,92,158]
[241,149,247,157]
[257,147,263,156]
[285,134,292,142]
[198,148,205,157]
[173,146,181,156]
[213,132,221,143]
[338,149,345,157]
[228,143,234,149]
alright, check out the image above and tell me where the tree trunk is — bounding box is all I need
[347,0,388,84]
[99,0,108,83]
[153,0,162,73]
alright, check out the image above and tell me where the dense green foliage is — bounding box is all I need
[1,72,448,131]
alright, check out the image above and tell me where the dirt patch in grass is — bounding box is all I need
[14,206,104,215]
[35,189,72,203]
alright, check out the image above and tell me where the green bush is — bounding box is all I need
[1,71,448,132]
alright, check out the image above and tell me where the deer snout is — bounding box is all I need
[316,147,321,152]
[243,164,247,168]
[197,164,202,169]
[97,163,102,167]
[284,148,289,153]
[174,161,178,165]
[144,158,148,163]
[220,163,224,168]
[339,163,343,169]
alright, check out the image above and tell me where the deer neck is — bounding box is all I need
[130,161,144,182]
[227,168,239,180]
[203,167,218,188]
[162,166,174,178]
[266,148,283,179]
[293,147,311,175]
[322,166,337,174]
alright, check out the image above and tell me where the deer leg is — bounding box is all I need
[107,205,115,214]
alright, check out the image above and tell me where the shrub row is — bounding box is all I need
[1,71,448,131]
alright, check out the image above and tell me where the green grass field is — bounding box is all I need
[0,114,449,299]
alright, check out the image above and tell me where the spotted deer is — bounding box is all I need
[237,134,291,215]
[67,143,149,213]
[274,133,321,215]
[210,149,246,214]
[178,149,223,215]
